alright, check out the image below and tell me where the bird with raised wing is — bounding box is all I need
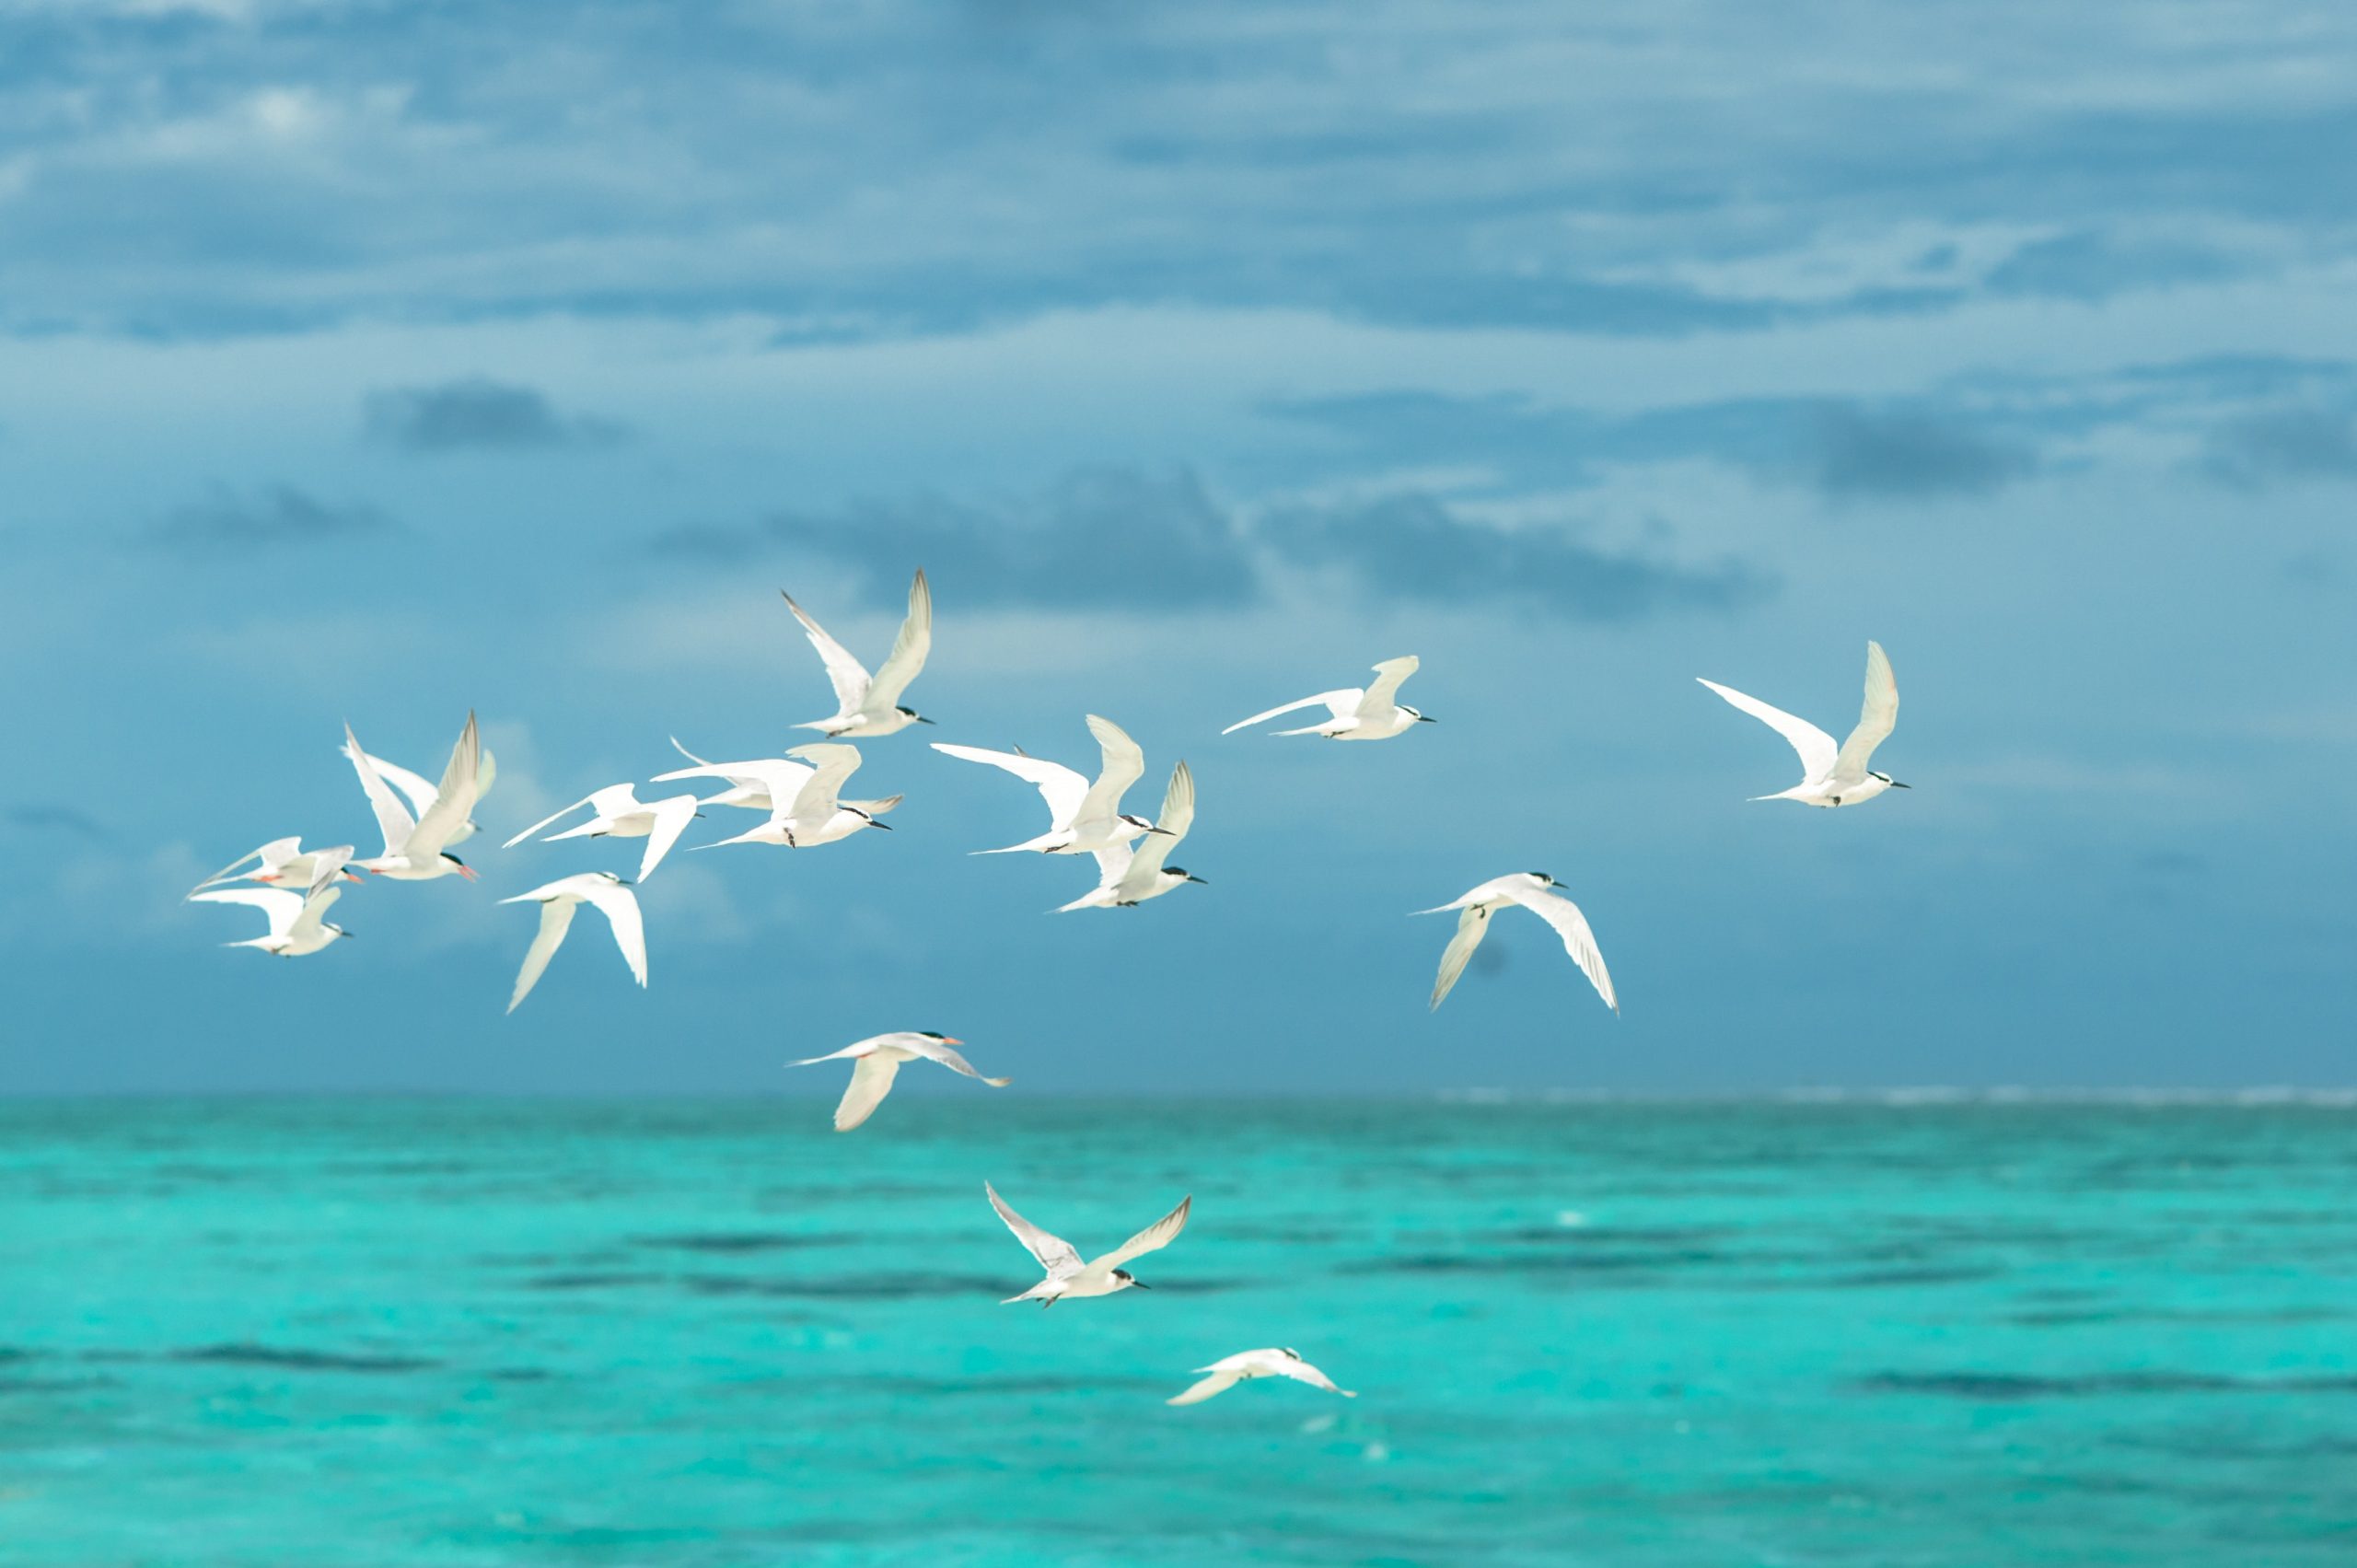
[498,872,645,1013]
[1058,761,1204,911]
[344,713,484,880]
[502,783,702,883]
[189,836,360,898]
[987,1182,1190,1306]
[1418,872,1619,1016]
[933,714,1161,854]
[784,567,934,737]
[1167,1348,1356,1407]
[340,738,496,843]
[691,743,893,850]
[189,855,355,957]
[1698,640,1906,807]
[1223,656,1433,740]
[788,1032,1010,1132]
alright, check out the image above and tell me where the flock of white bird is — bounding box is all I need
[185,564,1906,1409]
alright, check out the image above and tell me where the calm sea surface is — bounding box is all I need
[2,1098,2352,1566]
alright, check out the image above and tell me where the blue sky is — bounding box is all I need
[1,0,2350,1095]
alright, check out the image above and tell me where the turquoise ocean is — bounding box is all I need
[3,1097,2352,1566]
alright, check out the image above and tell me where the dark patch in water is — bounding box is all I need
[680,1273,1026,1301]
[0,1375,116,1394]
[169,1343,442,1375]
[1856,1370,2357,1400]
[631,1231,855,1254]
[523,1272,668,1291]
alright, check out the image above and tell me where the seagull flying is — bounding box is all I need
[1057,760,1204,911]
[784,567,934,737]
[1698,641,1906,807]
[1417,872,1619,1016]
[189,836,360,899]
[502,783,702,883]
[340,738,497,844]
[788,1031,1010,1132]
[987,1182,1190,1306]
[1167,1348,1357,1407]
[1223,656,1433,740]
[189,855,354,957]
[498,871,646,1014]
[933,714,1160,854]
[344,713,484,881]
[691,743,893,850]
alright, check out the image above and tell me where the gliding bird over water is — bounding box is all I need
[783,566,934,737]
[1698,641,1906,807]
[987,1182,1191,1306]
[1418,872,1619,1016]
[932,714,1160,854]
[344,713,484,881]
[1223,656,1433,740]
[499,872,646,1014]
[1167,1348,1356,1407]
[788,1032,1010,1132]
[503,783,702,883]
[1057,761,1204,911]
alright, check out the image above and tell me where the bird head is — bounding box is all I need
[444,854,478,881]
[898,706,935,726]
[1871,771,1910,789]
[1165,867,1207,888]
[921,1031,964,1046]
[328,924,354,941]
[1406,706,1436,724]
[1526,870,1559,887]
[1111,1269,1148,1292]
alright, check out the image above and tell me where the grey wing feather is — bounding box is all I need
[1101,1193,1190,1269]
[507,898,579,1014]
[986,1182,1083,1277]
[1509,885,1620,1015]
[832,1054,901,1132]
[1430,904,1492,1010]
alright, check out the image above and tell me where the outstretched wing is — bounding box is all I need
[1074,714,1146,829]
[506,898,579,1014]
[1354,656,1419,719]
[1221,690,1356,735]
[1504,884,1619,1015]
[782,589,874,713]
[637,796,701,882]
[930,743,1089,827]
[1166,1370,1243,1407]
[863,567,932,711]
[189,886,304,941]
[286,883,343,945]
[343,748,439,820]
[1271,1355,1354,1397]
[784,743,863,820]
[503,793,596,850]
[901,1035,1012,1087]
[573,878,648,989]
[985,1182,1083,1278]
[832,1054,902,1132]
[1831,640,1898,786]
[652,756,812,805]
[401,712,482,861]
[190,836,297,897]
[1100,1193,1191,1270]
[344,724,418,854]
[1697,678,1838,782]
[1429,903,1492,1010]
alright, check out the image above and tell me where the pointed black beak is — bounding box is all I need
[1148,827,1177,836]
[1890,780,1911,789]
[868,819,894,830]
[1129,1279,1151,1290]
[913,715,935,726]
[1185,874,1208,885]
[1416,714,1437,723]
[617,877,636,885]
